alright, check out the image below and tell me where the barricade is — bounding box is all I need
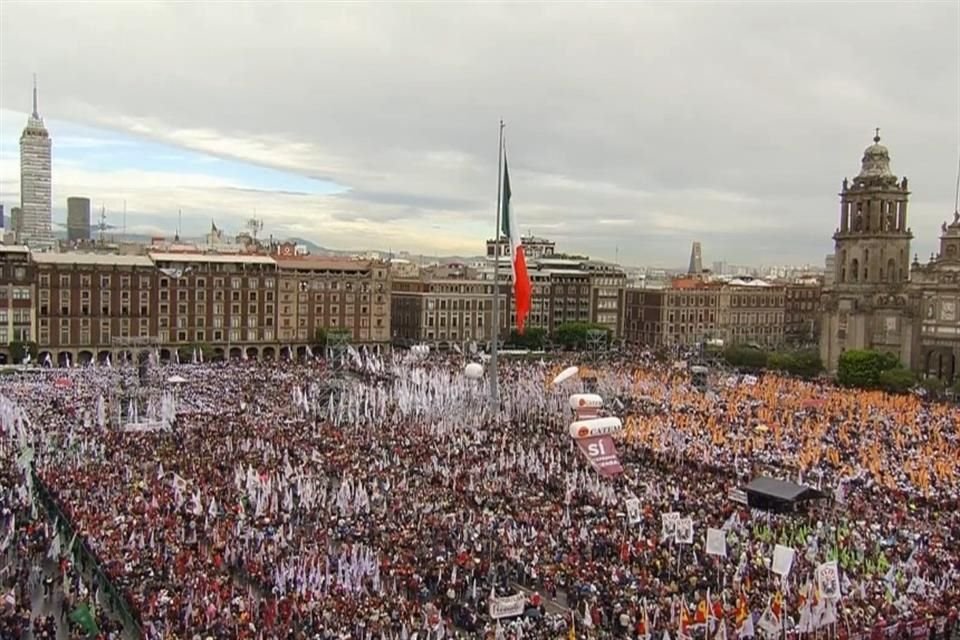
[31,466,144,639]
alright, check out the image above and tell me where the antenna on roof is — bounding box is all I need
[176,209,182,241]
[98,205,107,244]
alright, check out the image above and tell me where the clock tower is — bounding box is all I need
[820,131,920,371]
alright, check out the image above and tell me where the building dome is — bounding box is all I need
[856,130,895,181]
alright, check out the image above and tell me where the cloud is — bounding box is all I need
[0,2,957,265]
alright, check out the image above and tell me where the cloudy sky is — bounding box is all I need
[0,2,957,267]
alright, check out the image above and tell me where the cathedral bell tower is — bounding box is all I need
[820,130,919,372]
[832,130,912,287]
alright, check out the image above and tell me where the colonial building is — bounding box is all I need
[912,213,960,382]
[0,248,390,364]
[274,257,391,350]
[623,288,665,347]
[626,277,787,350]
[147,252,278,360]
[32,252,157,366]
[389,278,429,343]
[820,133,919,372]
[0,246,35,360]
[784,281,822,347]
[717,282,785,348]
[662,279,722,347]
[390,271,508,349]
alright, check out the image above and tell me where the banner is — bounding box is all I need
[122,421,171,433]
[675,517,694,544]
[489,593,526,620]
[772,544,795,577]
[575,435,623,477]
[705,527,727,557]
[816,560,841,601]
[662,512,680,538]
[625,497,642,524]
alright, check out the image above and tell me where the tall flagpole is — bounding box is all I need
[490,120,505,415]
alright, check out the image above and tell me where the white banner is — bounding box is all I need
[661,512,680,539]
[489,593,526,620]
[122,420,171,433]
[705,527,727,557]
[625,498,642,525]
[675,517,694,545]
[816,560,841,601]
[772,544,795,577]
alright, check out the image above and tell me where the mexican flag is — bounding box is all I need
[501,155,532,333]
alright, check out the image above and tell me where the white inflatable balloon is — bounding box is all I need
[568,393,604,410]
[569,416,623,440]
[464,362,484,379]
[552,366,579,385]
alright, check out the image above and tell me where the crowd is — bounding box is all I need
[1,394,125,640]
[0,349,957,640]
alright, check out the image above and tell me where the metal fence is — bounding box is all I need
[31,467,144,639]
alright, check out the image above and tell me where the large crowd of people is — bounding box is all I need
[0,349,958,639]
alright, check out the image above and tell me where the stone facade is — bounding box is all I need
[0,250,390,365]
[820,134,920,372]
[912,213,960,383]
[0,246,36,352]
[389,273,508,349]
[623,288,665,347]
[784,282,822,347]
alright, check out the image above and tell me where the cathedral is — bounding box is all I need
[820,132,959,384]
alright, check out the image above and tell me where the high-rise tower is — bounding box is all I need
[66,197,92,242]
[820,131,919,371]
[19,75,53,248]
[687,241,703,275]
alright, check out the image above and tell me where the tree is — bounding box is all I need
[919,377,946,396]
[508,327,546,350]
[177,346,193,363]
[878,367,917,394]
[326,328,352,344]
[553,323,610,350]
[766,350,823,379]
[9,341,38,364]
[314,328,327,348]
[722,345,768,370]
[837,349,910,391]
[837,349,884,388]
[176,343,212,363]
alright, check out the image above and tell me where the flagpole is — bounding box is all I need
[490,120,504,416]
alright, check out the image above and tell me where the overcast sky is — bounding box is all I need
[1,1,958,267]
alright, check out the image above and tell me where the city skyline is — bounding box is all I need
[1,2,958,265]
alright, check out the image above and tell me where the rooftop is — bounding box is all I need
[32,252,154,268]
[274,257,376,271]
[148,252,276,265]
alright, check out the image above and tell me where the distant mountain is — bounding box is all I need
[283,236,483,264]
[284,237,334,255]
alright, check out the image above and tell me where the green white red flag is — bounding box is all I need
[501,155,532,333]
